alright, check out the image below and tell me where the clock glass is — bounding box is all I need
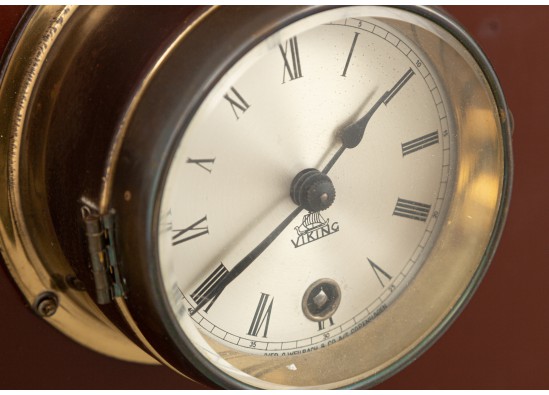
[156,6,472,389]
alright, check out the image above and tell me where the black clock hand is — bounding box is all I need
[191,167,336,315]
[322,68,415,175]
[192,205,304,315]
[192,69,414,315]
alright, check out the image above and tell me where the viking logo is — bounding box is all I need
[291,212,339,248]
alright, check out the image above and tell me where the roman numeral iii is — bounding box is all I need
[401,131,439,156]
[172,216,209,246]
[279,37,303,83]
[247,293,274,338]
[393,198,431,222]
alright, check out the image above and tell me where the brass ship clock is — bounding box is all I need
[0,6,512,389]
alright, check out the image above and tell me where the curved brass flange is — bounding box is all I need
[0,5,156,364]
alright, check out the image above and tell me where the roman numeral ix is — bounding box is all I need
[279,37,303,83]
[393,198,431,222]
[247,293,274,338]
[172,216,209,246]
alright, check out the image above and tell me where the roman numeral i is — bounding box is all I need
[341,32,360,77]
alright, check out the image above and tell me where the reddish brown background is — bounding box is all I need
[0,6,547,389]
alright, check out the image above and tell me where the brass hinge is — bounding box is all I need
[82,207,126,304]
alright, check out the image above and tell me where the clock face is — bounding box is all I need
[0,4,512,391]
[157,6,454,388]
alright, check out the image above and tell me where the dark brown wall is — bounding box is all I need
[0,6,547,389]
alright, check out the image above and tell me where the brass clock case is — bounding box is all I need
[0,5,512,389]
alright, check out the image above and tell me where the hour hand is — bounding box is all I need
[342,68,415,149]
[322,68,415,174]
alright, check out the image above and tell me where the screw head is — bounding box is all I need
[302,279,341,322]
[34,292,58,317]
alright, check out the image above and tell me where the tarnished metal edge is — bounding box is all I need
[102,6,220,383]
[0,5,156,364]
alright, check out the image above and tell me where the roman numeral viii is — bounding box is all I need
[247,293,274,338]
[279,37,303,83]
[393,198,431,222]
[224,87,250,120]
[190,263,229,313]
[172,216,209,246]
[402,131,439,156]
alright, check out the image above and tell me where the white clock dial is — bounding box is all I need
[159,10,452,359]
[0,4,511,391]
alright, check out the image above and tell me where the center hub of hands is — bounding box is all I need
[290,168,336,212]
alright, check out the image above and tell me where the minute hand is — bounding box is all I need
[192,206,304,315]
[322,68,415,174]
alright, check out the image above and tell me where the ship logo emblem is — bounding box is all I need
[291,211,339,248]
